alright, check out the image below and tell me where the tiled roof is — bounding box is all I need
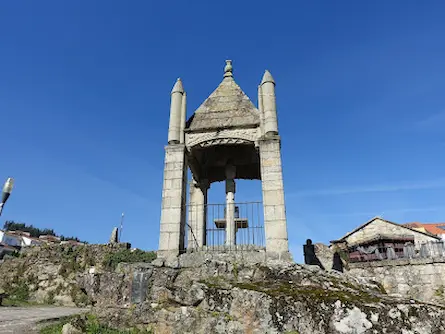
[404,222,445,236]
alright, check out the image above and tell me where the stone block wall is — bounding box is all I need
[158,144,187,257]
[259,137,289,256]
[349,258,445,304]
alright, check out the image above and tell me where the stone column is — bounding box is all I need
[225,165,236,246]
[201,179,209,246]
[187,179,207,249]
[158,144,187,259]
[259,136,289,257]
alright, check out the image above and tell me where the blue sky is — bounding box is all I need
[1,1,445,262]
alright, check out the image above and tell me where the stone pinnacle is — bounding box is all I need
[224,60,233,78]
[261,70,275,85]
[171,78,184,94]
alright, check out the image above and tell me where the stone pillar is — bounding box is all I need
[187,180,207,249]
[201,180,209,246]
[225,165,236,246]
[158,144,187,259]
[259,136,289,257]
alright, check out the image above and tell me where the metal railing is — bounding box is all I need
[184,201,265,252]
[348,240,445,263]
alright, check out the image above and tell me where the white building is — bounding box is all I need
[0,230,22,247]
[0,230,43,247]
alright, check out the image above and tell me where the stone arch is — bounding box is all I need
[185,128,259,149]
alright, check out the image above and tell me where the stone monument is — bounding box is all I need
[158,60,290,260]
[109,227,119,244]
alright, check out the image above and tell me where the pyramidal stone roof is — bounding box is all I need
[186,60,260,132]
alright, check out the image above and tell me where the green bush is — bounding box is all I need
[102,249,156,270]
[8,281,29,301]
[45,290,55,304]
[39,314,153,334]
[69,285,90,306]
[39,321,64,334]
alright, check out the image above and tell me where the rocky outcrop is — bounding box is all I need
[77,252,445,334]
[0,243,131,306]
[3,245,445,333]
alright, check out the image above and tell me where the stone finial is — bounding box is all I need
[261,70,275,85]
[171,78,184,94]
[224,60,233,78]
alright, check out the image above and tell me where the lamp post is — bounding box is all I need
[0,178,14,216]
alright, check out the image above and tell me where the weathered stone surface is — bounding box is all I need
[315,242,336,269]
[186,76,260,132]
[78,259,445,334]
[185,127,259,149]
[3,244,445,333]
[259,137,289,255]
[158,144,187,258]
[0,243,130,306]
[109,227,119,244]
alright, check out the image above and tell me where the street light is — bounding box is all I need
[0,177,14,216]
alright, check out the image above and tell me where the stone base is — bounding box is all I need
[186,244,266,253]
[156,250,180,265]
[107,242,131,250]
[264,250,294,262]
[155,250,294,268]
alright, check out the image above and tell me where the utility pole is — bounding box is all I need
[119,212,125,242]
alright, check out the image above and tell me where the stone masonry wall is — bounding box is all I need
[345,218,437,248]
[349,258,445,304]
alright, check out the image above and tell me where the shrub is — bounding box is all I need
[39,314,153,334]
[45,290,55,304]
[102,249,156,270]
[8,281,29,301]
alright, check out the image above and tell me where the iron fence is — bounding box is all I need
[349,240,445,263]
[184,201,265,252]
